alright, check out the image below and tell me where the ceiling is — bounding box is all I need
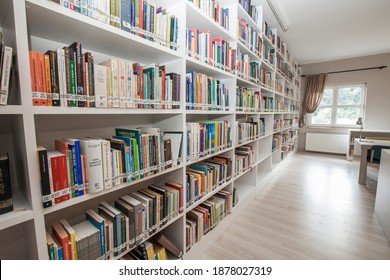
[263,0,390,65]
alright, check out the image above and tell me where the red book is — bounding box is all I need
[48,152,61,204]
[56,152,70,202]
[139,0,144,34]
[51,221,71,260]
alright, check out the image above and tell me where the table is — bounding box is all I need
[355,139,390,184]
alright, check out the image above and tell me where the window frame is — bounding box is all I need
[308,83,366,128]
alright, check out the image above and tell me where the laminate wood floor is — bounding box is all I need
[200,152,390,259]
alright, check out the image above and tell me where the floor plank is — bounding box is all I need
[200,152,390,259]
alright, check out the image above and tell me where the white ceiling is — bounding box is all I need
[264,0,390,65]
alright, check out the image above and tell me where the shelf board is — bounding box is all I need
[185,179,232,213]
[236,137,260,148]
[186,146,233,166]
[32,106,183,115]
[186,56,235,79]
[0,191,33,231]
[234,166,254,181]
[236,75,260,88]
[236,40,262,62]
[43,164,184,215]
[186,2,235,42]
[185,110,232,115]
[26,0,182,64]
[0,105,23,115]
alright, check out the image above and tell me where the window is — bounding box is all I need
[309,83,366,127]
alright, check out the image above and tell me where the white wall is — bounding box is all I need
[298,52,390,151]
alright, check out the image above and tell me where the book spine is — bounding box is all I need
[43,54,52,106]
[80,140,104,193]
[0,46,13,105]
[69,42,84,107]
[47,50,61,106]
[0,154,13,214]
[38,149,53,208]
[87,52,95,107]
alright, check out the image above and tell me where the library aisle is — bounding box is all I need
[201,152,390,260]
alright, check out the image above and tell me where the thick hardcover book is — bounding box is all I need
[0,153,13,214]
[79,138,104,193]
[45,50,60,106]
[153,232,182,258]
[85,52,95,107]
[119,194,143,244]
[51,221,71,260]
[85,209,106,257]
[94,64,108,107]
[98,202,122,256]
[37,146,52,208]
[63,138,83,195]
[114,199,135,247]
[59,219,77,260]
[69,42,84,107]
[0,46,13,106]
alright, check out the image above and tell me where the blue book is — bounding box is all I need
[57,245,64,260]
[98,202,122,256]
[63,138,83,196]
[121,0,132,33]
[86,209,106,257]
[130,0,135,32]
[114,135,134,180]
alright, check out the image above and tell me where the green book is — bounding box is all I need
[131,138,140,180]
[69,60,77,107]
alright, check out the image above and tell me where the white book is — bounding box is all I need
[100,59,119,108]
[118,59,126,108]
[79,138,104,193]
[56,48,65,107]
[100,139,112,189]
[125,60,133,108]
[94,64,108,107]
[0,46,13,105]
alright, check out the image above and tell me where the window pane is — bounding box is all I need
[338,86,362,105]
[320,88,333,106]
[336,107,360,125]
[311,107,332,125]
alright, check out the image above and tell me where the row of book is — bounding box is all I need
[186,121,232,161]
[239,0,261,25]
[263,21,275,45]
[273,118,296,131]
[236,117,265,145]
[0,153,13,215]
[29,42,181,109]
[274,100,298,113]
[0,32,13,106]
[124,232,182,260]
[186,190,232,252]
[38,127,183,208]
[238,18,263,58]
[261,67,274,89]
[263,40,275,66]
[185,71,230,111]
[186,155,232,207]
[186,28,233,73]
[235,145,255,176]
[188,0,230,31]
[51,0,179,50]
[236,87,264,112]
[46,181,183,260]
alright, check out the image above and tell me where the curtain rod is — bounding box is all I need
[301,66,387,77]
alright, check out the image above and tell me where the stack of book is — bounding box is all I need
[0,31,13,106]
[50,0,179,50]
[186,190,232,252]
[38,127,182,208]
[186,120,232,161]
[264,96,274,112]
[29,42,181,109]
[235,145,255,176]
[260,66,274,89]
[186,155,232,207]
[272,133,282,151]
[185,71,229,111]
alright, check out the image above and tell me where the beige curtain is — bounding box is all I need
[299,74,327,127]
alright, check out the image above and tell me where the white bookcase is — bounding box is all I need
[0,0,300,260]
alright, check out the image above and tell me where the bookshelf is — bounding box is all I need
[0,0,300,260]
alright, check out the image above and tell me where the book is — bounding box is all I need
[85,209,106,257]
[79,138,104,193]
[164,131,183,163]
[46,232,55,260]
[59,219,78,260]
[37,146,52,208]
[153,232,182,258]
[0,46,13,106]
[51,221,71,260]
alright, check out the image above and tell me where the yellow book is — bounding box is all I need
[144,241,155,260]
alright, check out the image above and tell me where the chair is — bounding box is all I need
[368,145,390,164]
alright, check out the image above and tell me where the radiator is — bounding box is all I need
[305,133,348,154]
